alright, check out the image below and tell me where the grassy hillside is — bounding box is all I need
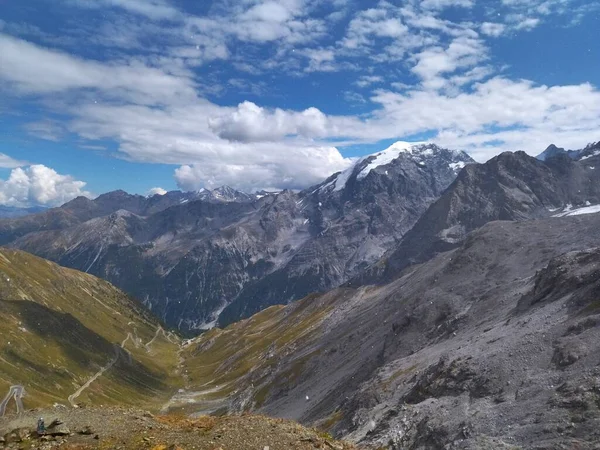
[170,291,342,415]
[0,249,182,413]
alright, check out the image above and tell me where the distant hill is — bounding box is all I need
[0,205,47,219]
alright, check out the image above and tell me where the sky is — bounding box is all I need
[0,0,599,207]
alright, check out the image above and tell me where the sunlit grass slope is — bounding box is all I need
[173,291,342,415]
[0,248,182,412]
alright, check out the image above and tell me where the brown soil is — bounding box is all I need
[0,407,364,450]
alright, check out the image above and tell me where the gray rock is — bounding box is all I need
[361,149,600,285]
[2,144,474,331]
[47,425,70,437]
[206,212,600,449]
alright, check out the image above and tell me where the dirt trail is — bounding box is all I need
[68,346,119,406]
[68,325,178,406]
[0,385,24,417]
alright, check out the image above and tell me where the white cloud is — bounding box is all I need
[367,77,600,160]
[420,0,474,10]
[0,34,199,105]
[342,7,409,50]
[24,120,65,142]
[174,144,352,191]
[514,17,541,30]
[301,48,337,72]
[148,187,167,196]
[208,101,329,142]
[411,36,488,90]
[355,75,384,88]
[67,0,180,20]
[0,154,27,169]
[0,165,91,207]
[2,0,599,192]
[480,22,506,37]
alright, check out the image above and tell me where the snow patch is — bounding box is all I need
[333,165,355,192]
[356,141,426,180]
[553,204,600,217]
[449,161,466,172]
[332,141,427,191]
[581,150,600,160]
[196,302,229,330]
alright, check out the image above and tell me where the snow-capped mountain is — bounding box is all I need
[359,144,600,285]
[320,141,474,193]
[197,186,258,203]
[1,141,475,331]
[537,142,600,162]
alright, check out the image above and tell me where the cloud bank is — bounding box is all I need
[0,165,92,208]
[0,0,598,192]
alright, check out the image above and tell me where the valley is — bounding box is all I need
[1,142,600,449]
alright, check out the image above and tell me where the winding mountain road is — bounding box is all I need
[0,385,25,417]
[68,346,120,407]
[68,326,176,407]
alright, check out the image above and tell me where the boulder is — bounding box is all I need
[48,424,71,437]
[79,426,94,435]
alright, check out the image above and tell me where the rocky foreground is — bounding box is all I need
[0,407,362,450]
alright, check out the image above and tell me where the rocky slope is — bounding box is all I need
[0,407,360,450]
[0,248,181,413]
[2,142,474,331]
[360,148,600,282]
[179,212,600,449]
[537,141,600,161]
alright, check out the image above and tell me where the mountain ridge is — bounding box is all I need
[356,147,600,284]
[2,142,475,331]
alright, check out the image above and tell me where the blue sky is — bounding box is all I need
[0,0,599,206]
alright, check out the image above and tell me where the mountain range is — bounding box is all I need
[0,142,474,331]
[2,140,600,448]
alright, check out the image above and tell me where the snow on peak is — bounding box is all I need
[580,149,600,161]
[356,141,428,181]
[331,141,426,192]
[326,141,471,193]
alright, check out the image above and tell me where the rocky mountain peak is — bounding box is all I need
[311,141,475,196]
[577,141,600,161]
[537,144,568,161]
[197,185,255,203]
[537,140,600,162]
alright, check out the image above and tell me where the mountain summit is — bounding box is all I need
[0,142,474,330]
[321,142,473,193]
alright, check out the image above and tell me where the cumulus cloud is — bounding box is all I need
[208,101,329,142]
[0,165,92,207]
[174,144,352,192]
[147,187,167,196]
[411,36,488,90]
